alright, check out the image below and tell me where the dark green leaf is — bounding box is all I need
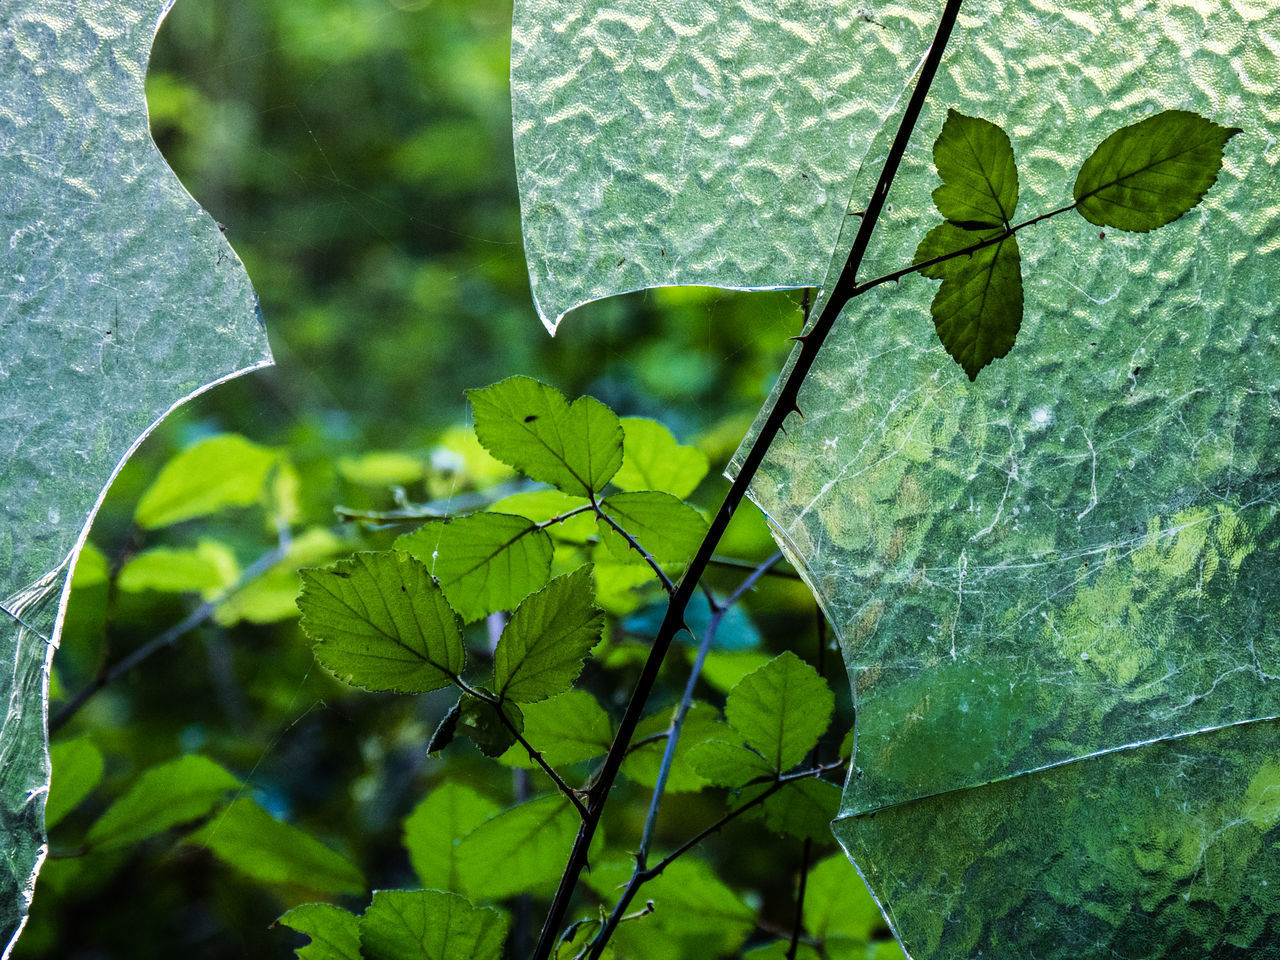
[596,491,707,567]
[1074,109,1241,232]
[188,798,364,895]
[803,854,891,943]
[687,738,774,787]
[745,776,841,840]
[467,376,622,497]
[456,694,524,757]
[86,754,240,851]
[914,222,1023,380]
[395,512,554,622]
[931,109,1019,227]
[493,566,603,703]
[614,417,709,499]
[360,889,507,960]
[46,738,104,831]
[725,651,833,772]
[297,551,465,694]
[454,795,582,900]
[497,690,613,768]
[276,903,361,960]
[134,433,280,529]
[427,698,463,755]
[403,781,500,892]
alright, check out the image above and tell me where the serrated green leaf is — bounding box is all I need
[803,855,890,944]
[497,690,613,768]
[699,650,774,694]
[489,490,596,541]
[457,694,524,757]
[360,889,507,960]
[403,782,500,892]
[86,754,240,851]
[590,542,656,615]
[493,566,603,702]
[297,551,465,694]
[428,698,463,755]
[454,795,581,900]
[614,417,709,499]
[117,540,240,597]
[46,738,103,831]
[914,222,1023,381]
[687,738,775,788]
[624,701,724,793]
[1074,110,1241,232]
[746,776,841,841]
[468,376,622,496]
[277,902,362,960]
[215,528,346,627]
[931,109,1019,227]
[188,798,363,895]
[396,512,553,622]
[596,491,707,567]
[726,651,833,772]
[135,433,281,529]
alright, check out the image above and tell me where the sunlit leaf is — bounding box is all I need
[596,491,708,568]
[725,651,832,772]
[45,739,104,831]
[624,701,725,792]
[277,902,361,960]
[931,109,1018,227]
[614,417,709,499]
[496,690,613,768]
[86,754,240,851]
[396,512,553,622]
[493,566,603,703]
[455,795,581,900]
[1074,110,1241,232]
[134,434,280,529]
[803,854,891,944]
[688,738,774,787]
[188,798,363,895]
[360,889,507,960]
[297,551,465,694]
[468,377,622,497]
[914,222,1023,381]
[403,782,500,892]
[117,540,239,597]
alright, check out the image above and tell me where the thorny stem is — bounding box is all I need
[588,552,782,959]
[50,542,290,734]
[531,3,965,955]
[591,496,676,594]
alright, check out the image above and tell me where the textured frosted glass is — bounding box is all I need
[511,0,935,331]
[731,0,1280,956]
[0,0,271,951]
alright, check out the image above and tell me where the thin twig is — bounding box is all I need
[334,479,536,523]
[591,498,676,595]
[530,4,965,955]
[50,543,290,733]
[707,554,801,580]
[786,837,814,960]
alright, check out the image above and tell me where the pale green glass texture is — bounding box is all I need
[511,0,934,331]
[731,0,1280,956]
[0,0,271,951]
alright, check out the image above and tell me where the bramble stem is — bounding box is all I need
[529,2,965,955]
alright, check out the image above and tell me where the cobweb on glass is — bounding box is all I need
[0,1,271,952]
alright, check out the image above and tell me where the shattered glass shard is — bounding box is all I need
[0,0,271,951]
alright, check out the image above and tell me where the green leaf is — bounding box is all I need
[744,942,823,960]
[395,512,553,622]
[699,650,774,694]
[488,490,597,541]
[914,222,1023,381]
[596,491,708,567]
[931,109,1019,227]
[803,854,890,943]
[467,376,623,497]
[455,795,582,900]
[427,699,463,755]
[360,889,507,960]
[497,690,613,768]
[297,551,465,694]
[614,417,710,499]
[403,782,500,892]
[725,651,833,772]
[46,738,104,831]
[215,528,346,627]
[117,540,240,597]
[687,738,775,788]
[456,694,524,758]
[277,903,362,960]
[188,797,363,895]
[134,433,281,529]
[493,566,603,703]
[86,754,240,851]
[1074,110,1241,232]
[624,701,725,792]
[747,776,841,840]
[337,450,425,487]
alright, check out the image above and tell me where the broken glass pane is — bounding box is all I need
[0,0,271,949]
[511,0,934,331]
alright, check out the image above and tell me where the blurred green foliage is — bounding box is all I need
[20,0,892,957]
